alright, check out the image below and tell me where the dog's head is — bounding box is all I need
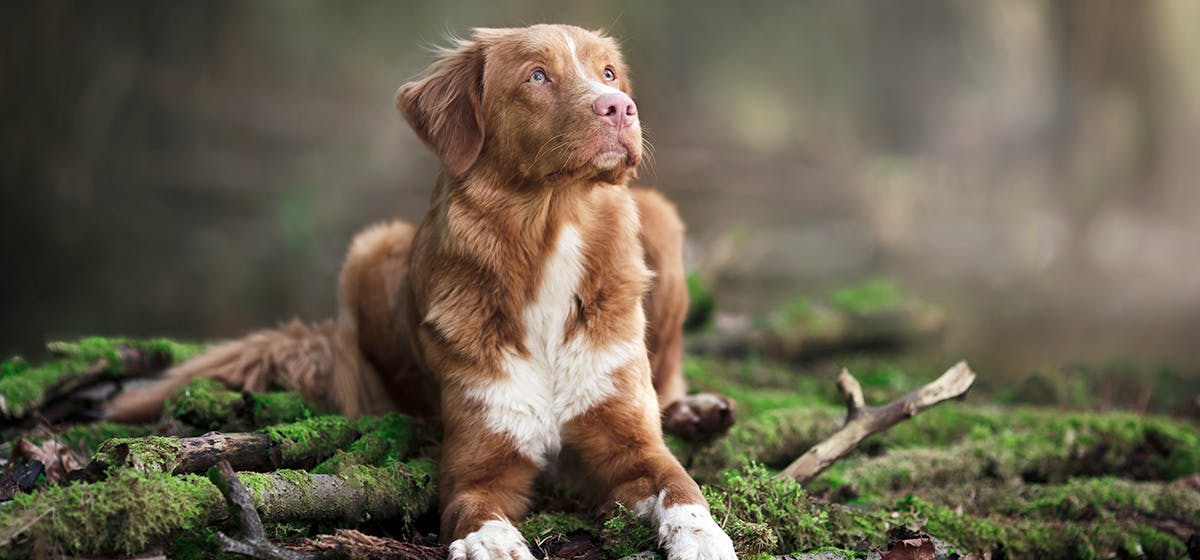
[397,24,641,186]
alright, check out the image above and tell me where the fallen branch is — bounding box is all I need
[1,338,205,422]
[778,361,976,483]
[83,433,277,477]
[0,459,438,557]
[79,415,363,477]
[208,460,317,560]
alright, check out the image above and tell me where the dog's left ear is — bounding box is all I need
[396,38,486,178]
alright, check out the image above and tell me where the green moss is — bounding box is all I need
[999,363,1200,416]
[313,414,415,475]
[763,299,844,346]
[163,527,225,560]
[276,468,315,503]
[18,422,155,457]
[1,337,206,418]
[46,336,206,364]
[972,477,1200,523]
[689,407,842,481]
[263,414,359,467]
[168,378,245,430]
[813,410,1200,499]
[0,469,224,557]
[683,356,835,419]
[237,471,274,503]
[0,357,84,418]
[685,272,717,330]
[335,457,438,529]
[251,391,315,425]
[703,463,833,555]
[600,503,657,558]
[263,521,312,542]
[829,280,905,314]
[897,494,1188,559]
[519,512,593,547]
[167,378,314,431]
[90,436,183,474]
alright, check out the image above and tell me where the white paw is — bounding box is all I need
[658,504,738,560]
[447,519,535,560]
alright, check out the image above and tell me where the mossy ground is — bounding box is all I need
[1,334,1197,559]
[169,377,314,431]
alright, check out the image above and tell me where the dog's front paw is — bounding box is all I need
[658,504,737,560]
[662,393,735,442]
[448,519,535,560]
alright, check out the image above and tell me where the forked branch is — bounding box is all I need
[208,460,317,560]
[778,361,976,484]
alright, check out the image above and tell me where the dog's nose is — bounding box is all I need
[592,92,637,128]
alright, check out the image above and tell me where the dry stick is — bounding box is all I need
[777,360,976,484]
[208,460,318,560]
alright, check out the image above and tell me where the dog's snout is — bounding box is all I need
[592,92,637,128]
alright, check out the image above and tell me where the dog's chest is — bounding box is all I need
[468,224,640,465]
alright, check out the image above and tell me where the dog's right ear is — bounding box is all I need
[396,38,486,179]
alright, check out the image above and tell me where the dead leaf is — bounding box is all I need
[0,461,44,501]
[13,438,81,484]
[880,535,936,560]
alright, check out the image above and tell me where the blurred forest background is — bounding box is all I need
[2,1,1198,392]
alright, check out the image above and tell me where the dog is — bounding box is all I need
[105,24,737,560]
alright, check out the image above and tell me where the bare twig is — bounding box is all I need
[208,460,318,560]
[777,361,976,484]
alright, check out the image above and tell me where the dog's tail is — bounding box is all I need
[103,319,338,423]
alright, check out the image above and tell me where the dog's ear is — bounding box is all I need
[396,38,486,178]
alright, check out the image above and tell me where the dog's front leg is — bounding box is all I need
[440,426,540,560]
[565,362,737,560]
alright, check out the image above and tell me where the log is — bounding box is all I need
[0,337,205,422]
[778,361,976,484]
[84,433,277,477]
[688,302,947,363]
[0,459,438,557]
[79,415,363,478]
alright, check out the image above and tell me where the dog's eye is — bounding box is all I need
[603,67,616,81]
[529,69,548,84]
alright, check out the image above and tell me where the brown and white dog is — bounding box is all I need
[105,24,736,560]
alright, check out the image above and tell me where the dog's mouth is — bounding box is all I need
[545,139,640,181]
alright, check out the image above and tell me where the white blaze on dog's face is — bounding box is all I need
[396,25,642,185]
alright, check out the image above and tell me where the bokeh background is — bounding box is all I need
[3,1,1198,393]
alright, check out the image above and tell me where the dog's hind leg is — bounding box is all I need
[330,220,429,417]
[633,188,734,441]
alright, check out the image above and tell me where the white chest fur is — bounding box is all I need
[465,224,642,465]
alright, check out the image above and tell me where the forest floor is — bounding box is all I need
[0,281,1198,559]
